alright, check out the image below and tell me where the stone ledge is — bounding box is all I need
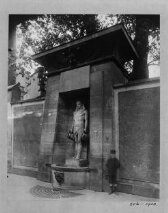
[113,77,160,89]
[46,163,96,172]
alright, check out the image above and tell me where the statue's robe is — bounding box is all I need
[73,107,87,142]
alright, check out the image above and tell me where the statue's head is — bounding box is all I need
[76,100,83,110]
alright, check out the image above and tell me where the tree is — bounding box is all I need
[11,14,160,91]
[37,67,47,97]
[115,15,160,79]
[17,15,99,54]
[14,15,100,95]
[100,14,160,79]
[8,49,16,85]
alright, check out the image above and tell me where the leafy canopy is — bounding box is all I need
[14,14,160,80]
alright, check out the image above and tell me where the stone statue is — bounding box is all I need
[70,100,88,160]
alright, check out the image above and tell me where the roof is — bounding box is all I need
[32,24,138,75]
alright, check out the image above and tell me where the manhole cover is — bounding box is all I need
[30,185,82,199]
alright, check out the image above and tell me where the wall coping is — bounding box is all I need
[11,97,45,105]
[113,77,160,89]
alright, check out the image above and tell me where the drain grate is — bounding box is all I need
[30,185,82,199]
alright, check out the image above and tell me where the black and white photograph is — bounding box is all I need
[0,1,167,212]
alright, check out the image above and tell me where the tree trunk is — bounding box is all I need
[131,16,149,80]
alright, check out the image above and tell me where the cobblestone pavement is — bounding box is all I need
[2,174,160,213]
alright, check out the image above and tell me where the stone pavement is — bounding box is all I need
[2,174,160,213]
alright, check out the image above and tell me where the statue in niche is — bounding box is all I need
[68,100,88,160]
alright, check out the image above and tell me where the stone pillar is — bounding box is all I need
[38,75,60,181]
[89,65,104,191]
[52,96,68,165]
[102,62,127,192]
[89,61,127,191]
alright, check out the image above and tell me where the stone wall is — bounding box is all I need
[8,59,160,198]
[53,95,72,165]
[38,75,60,181]
[114,79,160,198]
[59,66,89,93]
[33,61,160,198]
[7,102,12,170]
[8,100,44,175]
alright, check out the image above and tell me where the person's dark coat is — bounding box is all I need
[106,157,120,184]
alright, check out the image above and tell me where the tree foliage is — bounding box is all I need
[9,14,160,88]
[37,67,47,97]
[104,14,160,79]
[8,49,16,85]
[14,14,101,93]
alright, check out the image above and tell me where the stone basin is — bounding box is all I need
[46,163,95,172]
[46,163,96,189]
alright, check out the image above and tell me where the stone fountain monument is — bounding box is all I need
[32,24,138,191]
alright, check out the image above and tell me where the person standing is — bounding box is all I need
[106,150,120,194]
